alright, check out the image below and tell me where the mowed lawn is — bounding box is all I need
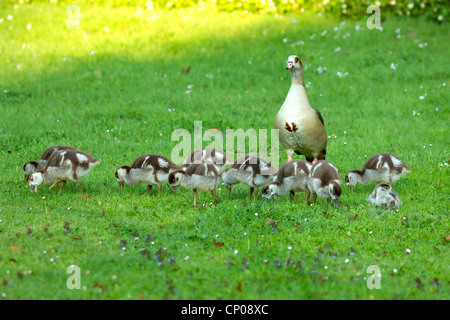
[0,3,448,300]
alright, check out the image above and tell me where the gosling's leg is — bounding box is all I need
[157,183,162,197]
[253,187,258,200]
[193,190,198,207]
[75,180,82,193]
[305,190,310,205]
[146,185,153,196]
[58,181,67,194]
[312,193,317,206]
[248,187,254,200]
[49,181,61,190]
[289,191,295,201]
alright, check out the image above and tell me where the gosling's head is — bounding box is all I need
[261,183,278,200]
[345,171,359,193]
[28,172,44,193]
[328,181,342,208]
[168,170,185,193]
[23,161,39,181]
[114,166,130,190]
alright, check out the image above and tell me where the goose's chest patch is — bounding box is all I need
[285,122,299,133]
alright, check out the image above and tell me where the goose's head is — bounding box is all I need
[286,55,303,71]
[28,172,44,192]
[115,166,130,190]
[168,170,185,193]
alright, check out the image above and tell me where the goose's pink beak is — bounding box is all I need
[286,62,294,70]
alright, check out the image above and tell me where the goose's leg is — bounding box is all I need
[289,191,295,201]
[147,185,153,195]
[211,189,217,199]
[312,158,319,165]
[287,150,294,162]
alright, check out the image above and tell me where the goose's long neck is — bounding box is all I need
[291,69,305,86]
[281,70,310,111]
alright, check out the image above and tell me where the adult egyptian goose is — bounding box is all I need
[222,155,277,200]
[275,55,327,164]
[28,149,100,193]
[345,153,411,193]
[367,183,402,208]
[261,160,312,203]
[115,154,179,196]
[23,145,78,181]
[308,160,342,208]
[180,148,230,172]
[168,163,221,206]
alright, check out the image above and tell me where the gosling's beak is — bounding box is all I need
[334,199,340,209]
[389,189,398,197]
[286,61,294,70]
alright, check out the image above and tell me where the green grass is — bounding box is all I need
[0,3,448,300]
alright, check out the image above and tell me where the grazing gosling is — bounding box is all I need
[168,163,221,206]
[115,154,179,196]
[28,149,100,193]
[261,160,312,203]
[23,145,78,181]
[367,183,402,208]
[308,160,342,208]
[222,156,277,200]
[345,153,411,193]
[180,148,230,172]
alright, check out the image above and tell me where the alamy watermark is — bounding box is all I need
[366,265,381,289]
[66,265,81,289]
[367,5,381,30]
[171,121,280,169]
[66,5,81,29]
